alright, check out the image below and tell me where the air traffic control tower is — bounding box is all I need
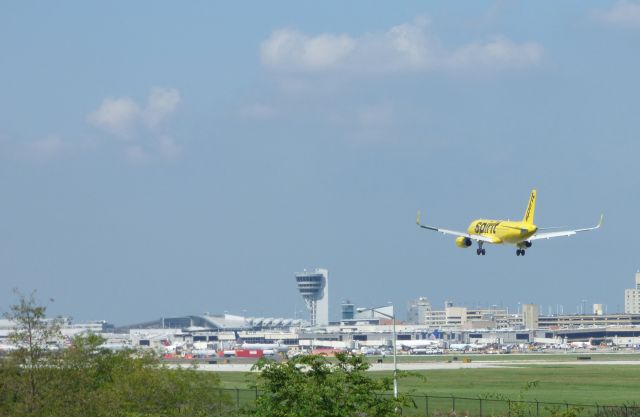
[295,268,329,326]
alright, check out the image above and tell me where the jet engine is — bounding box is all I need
[455,237,472,248]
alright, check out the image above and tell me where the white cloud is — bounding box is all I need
[261,18,543,74]
[262,29,356,72]
[87,97,140,138]
[1,132,75,162]
[125,145,150,164]
[447,36,544,70]
[594,1,640,26]
[143,88,181,128]
[157,135,182,160]
[88,87,182,163]
[357,18,442,72]
[123,136,181,164]
[21,136,69,160]
[238,103,278,120]
[88,88,181,137]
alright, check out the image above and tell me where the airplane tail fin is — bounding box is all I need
[523,189,536,224]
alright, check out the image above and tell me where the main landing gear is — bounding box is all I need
[516,241,532,256]
[476,242,486,256]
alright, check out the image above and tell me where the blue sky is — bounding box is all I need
[1,1,639,324]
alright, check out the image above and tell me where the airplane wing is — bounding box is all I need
[416,211,496,243]
[528,214,603,241]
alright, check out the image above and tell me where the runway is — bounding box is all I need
[187,359,640,372]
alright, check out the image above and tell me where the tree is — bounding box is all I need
[108,350,229,417]
[250,353,413,417]
[2,290,63,416]
[1,291,231,417]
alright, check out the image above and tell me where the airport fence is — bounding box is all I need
[215,388,640,417]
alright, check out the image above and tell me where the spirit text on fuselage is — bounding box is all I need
[475,221,501,234]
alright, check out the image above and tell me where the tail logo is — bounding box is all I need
[525,193,535,222]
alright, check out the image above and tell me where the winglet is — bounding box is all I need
[569,213,605,234]
[416,211,421,226]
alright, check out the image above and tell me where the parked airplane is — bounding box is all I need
[398,339,442,350]
[448,343,480,351]
[239,342,288,353]
[409,347,444,355]
[416,189,602,256]
[233,331,288,352]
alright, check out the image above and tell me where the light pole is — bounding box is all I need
[391,310,398,399]
[367,306,398,399]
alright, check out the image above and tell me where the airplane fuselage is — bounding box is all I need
[467,219,537,244]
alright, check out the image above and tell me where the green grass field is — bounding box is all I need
[370,352,640,363]
[392,366,640,405]
[215,364,640,407]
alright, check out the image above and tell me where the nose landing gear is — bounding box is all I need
[516,249,525,256]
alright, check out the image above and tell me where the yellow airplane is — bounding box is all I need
[416,189,603,256]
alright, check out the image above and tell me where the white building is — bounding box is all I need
[624,271,640,314]
[593,304,604,316]
[407,297,431,324]
[424,303,518,329]
[521,303,539,330]
[296,268,329,326]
